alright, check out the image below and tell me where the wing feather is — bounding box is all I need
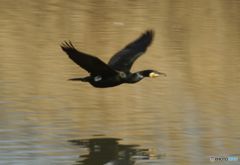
[61,41,117,76]
[108,30,154,72]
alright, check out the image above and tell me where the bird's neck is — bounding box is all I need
[126,71,145,83]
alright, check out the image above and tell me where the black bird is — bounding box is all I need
[61,30,166,88]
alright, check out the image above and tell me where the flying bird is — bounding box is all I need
[61,30,166,88]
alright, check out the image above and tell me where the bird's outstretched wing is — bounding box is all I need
[61,41,117,76]
[108,30,154,72]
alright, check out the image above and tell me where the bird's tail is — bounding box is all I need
[69,77,90,82]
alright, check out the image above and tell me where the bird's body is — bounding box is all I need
[76,74,125,88]
[61,30,166,88]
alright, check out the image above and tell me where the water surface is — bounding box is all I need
[0,0,240,164]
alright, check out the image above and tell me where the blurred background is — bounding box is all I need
[0,0,240,164]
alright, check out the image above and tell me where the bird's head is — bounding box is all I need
[140,70,167,78]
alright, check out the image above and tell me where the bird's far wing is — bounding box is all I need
[108,30,154,72]
[61,41,117,76]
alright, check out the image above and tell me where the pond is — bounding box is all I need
[0,1,239,164]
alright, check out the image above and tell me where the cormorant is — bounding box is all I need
[61,30,166,88]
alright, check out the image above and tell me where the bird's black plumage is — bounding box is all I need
[108,30,154,72]
[61,30,165,88]
[61,41,117,77]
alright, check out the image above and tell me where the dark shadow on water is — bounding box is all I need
[68,137,163,165]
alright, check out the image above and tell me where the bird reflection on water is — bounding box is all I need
[68,137,163,165]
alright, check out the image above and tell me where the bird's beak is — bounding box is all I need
[149,72,167,78]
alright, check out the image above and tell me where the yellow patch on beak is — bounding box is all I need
[149,72,160,78]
